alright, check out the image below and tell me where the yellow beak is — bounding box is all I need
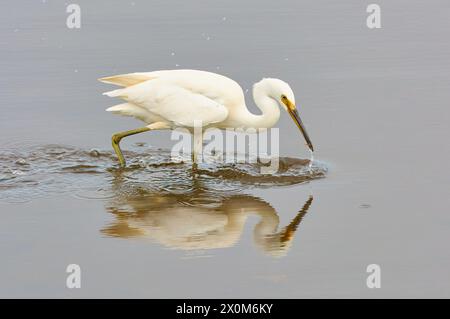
[282,97,314,152]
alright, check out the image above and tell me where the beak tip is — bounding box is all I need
[288,104,314,153]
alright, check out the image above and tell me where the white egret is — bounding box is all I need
[99,69,314,167]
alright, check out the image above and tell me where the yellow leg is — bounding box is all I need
[191,152,198,172]
[111,127,150,167]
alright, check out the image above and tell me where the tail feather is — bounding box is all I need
[106,103,150,122]
[98,73,152,87]
[103,88,126,98]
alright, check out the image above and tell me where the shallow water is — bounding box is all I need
[0,144,325,203]
[1,0,450,298]
[0,144,326,259]
[102,176,315,258]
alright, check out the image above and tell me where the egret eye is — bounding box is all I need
[281,95,287,101]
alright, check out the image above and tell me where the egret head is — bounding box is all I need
[259,78,314,152]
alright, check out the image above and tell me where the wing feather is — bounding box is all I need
[100,69,244,108]
[103,78,229,127]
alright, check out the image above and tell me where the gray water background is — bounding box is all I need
[0,0,450,297]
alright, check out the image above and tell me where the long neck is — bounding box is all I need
[240,86,280,129]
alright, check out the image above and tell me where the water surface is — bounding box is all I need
[1,0,450,298]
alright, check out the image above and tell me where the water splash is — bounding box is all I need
[308,150,314,170]
[0,144,327,203]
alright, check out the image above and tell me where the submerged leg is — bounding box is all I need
[191,152,198,171]
[191,128,203,171]
[111,127,150,167]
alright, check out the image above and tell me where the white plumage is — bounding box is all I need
[99,69,313,167]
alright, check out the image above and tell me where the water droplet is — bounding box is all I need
[15,158,28,166]
[308,150,314,170]
[171,52,175,56]
[89,149,100,157]
[138,159,147,168]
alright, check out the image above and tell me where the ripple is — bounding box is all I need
[0,144,327,202]
[73,188,116,200]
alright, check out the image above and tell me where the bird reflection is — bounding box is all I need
[101,171,313,257]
